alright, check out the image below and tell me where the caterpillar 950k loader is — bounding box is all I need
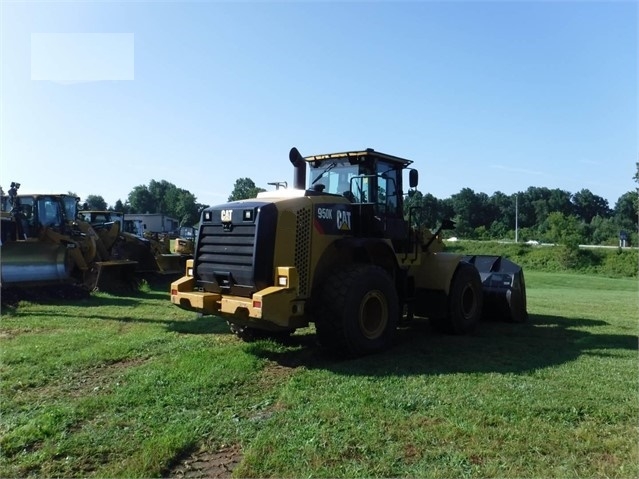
[1,193,137,292]
[171,148,527,356]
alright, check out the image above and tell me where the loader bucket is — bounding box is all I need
[1,241,71,286]
[92,260,139,293]
[463,255,528,323]
[155,253,186,275]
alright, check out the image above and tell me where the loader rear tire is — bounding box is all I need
[315,264,398,357]
[433,262,482,335]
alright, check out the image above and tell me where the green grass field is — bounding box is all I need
[1,271,637,478]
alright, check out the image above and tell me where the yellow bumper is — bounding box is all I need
[170,275,307,328]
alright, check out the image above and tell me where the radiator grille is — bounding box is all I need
[294,207,311,296]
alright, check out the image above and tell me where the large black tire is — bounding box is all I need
[433,262,483,335]
[315,264,398,357]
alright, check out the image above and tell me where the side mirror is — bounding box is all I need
[409,169,418,188]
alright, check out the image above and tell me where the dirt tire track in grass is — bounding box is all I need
[169,444,243,479]
[168,360,298,478]
[65,357,149,398]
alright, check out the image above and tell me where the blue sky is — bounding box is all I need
[1,0,637,210]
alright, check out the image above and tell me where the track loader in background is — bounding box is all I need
[1,193,137,292]
[171,148,527,356]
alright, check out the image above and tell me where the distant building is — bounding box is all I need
[124,213,179,233]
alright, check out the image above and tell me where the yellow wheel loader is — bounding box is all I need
[170,226,196,256]
[78,210,184,275]
[1,194,137,292]
[171,148,527,356]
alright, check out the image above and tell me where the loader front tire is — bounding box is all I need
[315,264,398,357]
[433,262,482,335]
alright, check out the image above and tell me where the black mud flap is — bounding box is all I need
[462,255,528,323]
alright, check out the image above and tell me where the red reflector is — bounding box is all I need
[253,300,262,309]
[171,289,177,295]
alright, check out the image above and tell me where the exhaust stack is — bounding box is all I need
[289,147,306,190]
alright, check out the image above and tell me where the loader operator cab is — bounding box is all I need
[60,195,80,223]
[7,195,68,239]
[306,149,417,242]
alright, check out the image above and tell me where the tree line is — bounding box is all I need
[80,171,638,247]
[405,186,637,246]
[82,177,267,226]
[80,180,207,228]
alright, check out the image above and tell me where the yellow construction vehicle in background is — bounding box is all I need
[78,210,184,275]
[1,192,137,292]
[170,226,196,256]
[171,148,527,357]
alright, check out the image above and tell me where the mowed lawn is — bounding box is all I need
[1,271,637,478]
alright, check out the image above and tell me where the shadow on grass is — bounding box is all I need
[168,315,231,335]
[12,306,232,335]
[2,284,230,335]
[245,314,638,376]
[6,281,636,375]
[0,275,175,309]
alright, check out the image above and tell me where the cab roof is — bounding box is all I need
[304,148,413,167]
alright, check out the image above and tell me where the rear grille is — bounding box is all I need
[195,202,277,297]
[197,223,256,286]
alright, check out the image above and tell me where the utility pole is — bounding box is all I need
[515,194,519,243]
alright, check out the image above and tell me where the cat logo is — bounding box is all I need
[336,210,351,231]
[221,209,233,222]
[314,204,353,235]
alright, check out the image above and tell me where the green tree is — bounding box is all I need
[166,188,203,226]
[127,180,206,226]
[588,215,619,245]
[228,178,266,201]
[148,180,173,215]
[113,199,130,214]
[548,188,574,216]
[449,188,495,236]
[489,191,514,236]
[420,193,441,227]
[546,212,582,249]
[518,187,543,228]
[545,212,583,268]
[128,185,156,214]
[403,189,424,227]
[614,191,638,232]
[571,189,611,223]
[84,194,107,210]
